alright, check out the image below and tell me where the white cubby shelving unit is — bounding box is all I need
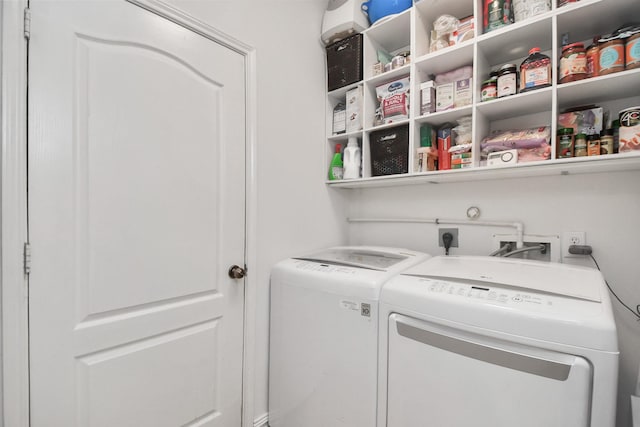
[325,0,640,188]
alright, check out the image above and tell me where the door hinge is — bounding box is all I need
[23,242,31,275]
[24,7,31,40]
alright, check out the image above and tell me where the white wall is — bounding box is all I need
[347,170,640,427]
[157,0,347,422]
[0,2,4,423]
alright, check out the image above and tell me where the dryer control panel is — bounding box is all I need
[422,278,553,308]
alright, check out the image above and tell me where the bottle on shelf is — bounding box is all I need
[586,36,601,78]
[328,143,344,180]
[520,47,551,92]
[497,63,518,97]
[343,138,362,179]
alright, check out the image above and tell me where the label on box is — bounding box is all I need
[452,163,474,169]
[437,128,452,170]
[558,107,604,135]
[346,86,363,133]
[452,152,472,160]
[420,81,435,115]
[620,124,640,152]
[436,83,454,112]
[454,78,472,108]
[333,108,346,134]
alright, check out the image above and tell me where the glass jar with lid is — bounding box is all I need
[497,63,518,97]
[559,43,587,83]
[599,35,625,75]
[556,127,574,158]
[481,79,497,101]
[625,28,640,70]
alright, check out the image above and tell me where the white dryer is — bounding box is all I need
[378,255,619,427]
[269,246,430,427]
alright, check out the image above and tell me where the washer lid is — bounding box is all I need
[404,256,602,302]
[295,247,413,271]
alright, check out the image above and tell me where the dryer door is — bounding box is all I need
[386,314,592,427]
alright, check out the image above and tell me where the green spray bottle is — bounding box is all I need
[328,143,343,180]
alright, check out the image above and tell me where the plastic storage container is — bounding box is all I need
[520,47,551,92]
[326,34,363,91]
[343,137,362,179]
[328,143,344,180]
[369,125,409,176]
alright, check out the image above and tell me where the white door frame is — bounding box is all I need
[0,1,259,426]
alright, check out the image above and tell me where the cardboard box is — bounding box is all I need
[420,80,436,115]
[451,15,475,45]
[345,86,363,133]
[451,162,474,169]
[454,78,473,108]
[620,124,640,152]
[437,126,452,170]
[558,107,605,135]
[436,83,454,112]
[452,157,473,166]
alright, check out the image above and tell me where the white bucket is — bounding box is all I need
[513,0,551,22]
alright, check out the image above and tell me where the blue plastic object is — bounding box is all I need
[361,0,412,25]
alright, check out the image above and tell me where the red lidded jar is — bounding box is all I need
[559,42,587,83]
[520,47,551,92]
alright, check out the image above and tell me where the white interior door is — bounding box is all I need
[28,1,246,426]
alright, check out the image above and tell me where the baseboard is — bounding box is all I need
[254,413,269,427]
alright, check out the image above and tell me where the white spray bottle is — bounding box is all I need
[343,137,361,179]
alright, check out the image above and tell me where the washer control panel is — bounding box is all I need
[293,260,357,275]
[420,278,554,308]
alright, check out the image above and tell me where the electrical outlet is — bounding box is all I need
[438,228,458,248]
[562,231,586,259]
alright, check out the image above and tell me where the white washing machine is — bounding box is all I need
[269,246,431,427]
[378,255,619,427]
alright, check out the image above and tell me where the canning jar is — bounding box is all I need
[574,133,587,157]
[600,129,614,155]
[599,35,625,75]
[586,36,600,78]
[559,42,587,83]
[520,47,551,92]
[626,29,640,70]
[587,134,601,156]
[481,79,498,101]
[556,127,574,158]
[497,63,518,97]
[484,0,513,33]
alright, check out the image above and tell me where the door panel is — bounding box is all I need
[76,322,220,427]
[76,36,223,317]
[28,2,246,426]
[386,314,592,427]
